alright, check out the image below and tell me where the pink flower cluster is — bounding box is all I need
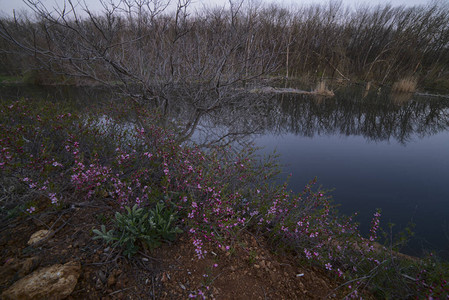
[369,210,381,242]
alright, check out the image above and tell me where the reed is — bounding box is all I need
[391,77,418,93]
[314,81,334,96]
[390,92,413,105]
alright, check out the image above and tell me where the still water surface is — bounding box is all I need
[251,89,449,258]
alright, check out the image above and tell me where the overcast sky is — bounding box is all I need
[0,0,439,16]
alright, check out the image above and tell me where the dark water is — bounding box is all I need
[249,89,449,258]
[2,84,449,258]
[0,84,114,107]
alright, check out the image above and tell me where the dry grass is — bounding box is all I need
[365,81,372,91]
[390,92,414,105]
[313,81,334,96]
[392,77,418,93]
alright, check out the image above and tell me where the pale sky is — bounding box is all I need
[0,0,439,16]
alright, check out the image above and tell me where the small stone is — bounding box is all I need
[95,278,103,290]
[254,264,260,269]
[259,260,266,268]
[98,270,107,283]
[27,230,51,246]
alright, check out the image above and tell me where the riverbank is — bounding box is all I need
[2,73,449,96]
[1,97,448,298]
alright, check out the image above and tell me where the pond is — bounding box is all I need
[2,83,448,258]
[250,88,449,258]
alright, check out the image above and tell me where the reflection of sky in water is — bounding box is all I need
[254,129,449,258]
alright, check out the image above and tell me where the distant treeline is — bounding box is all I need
[0,0,448,95]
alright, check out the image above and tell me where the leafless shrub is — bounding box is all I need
[0,0,448,102]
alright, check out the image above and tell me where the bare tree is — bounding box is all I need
[1,0,448,111]
[0,0,285,142]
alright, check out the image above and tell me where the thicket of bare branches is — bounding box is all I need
[1,0,449,98]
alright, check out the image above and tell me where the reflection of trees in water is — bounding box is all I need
[265,89,449,144]
[167,90,275,147]
[2,84,447,145]
[172,87,449,145]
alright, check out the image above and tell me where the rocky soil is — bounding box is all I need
[0,197,358,299]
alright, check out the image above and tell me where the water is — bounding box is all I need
[0,84,114,107]
[2,83,449,257]
[250,88,449,258]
